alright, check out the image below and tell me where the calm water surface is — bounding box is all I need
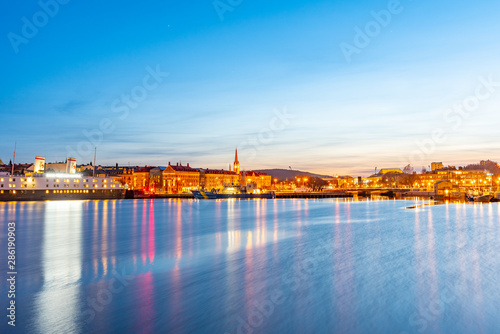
[1,199,499,333]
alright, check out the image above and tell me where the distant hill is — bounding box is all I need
[251,169,332,181]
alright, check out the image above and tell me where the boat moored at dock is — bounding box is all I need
[192,186,276,200]
[0,172,125,201]
[0,155,125,201]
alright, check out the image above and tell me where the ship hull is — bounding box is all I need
[0,189,125,202]
[192,190,275,200]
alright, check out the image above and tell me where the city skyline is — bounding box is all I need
[1,147,499,178]
[2,0,500,175]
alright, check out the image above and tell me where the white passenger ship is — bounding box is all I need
[0,156,125,201]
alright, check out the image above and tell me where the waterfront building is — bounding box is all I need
[378,168,403,175]
[431,162,444,171]
[414,169,490,191]
[0,163,33,174]
[98,164,128,178]
[76,164,94,173]
[149,167,166,192]
[434,180,455,197]
[364,168,406,188]
[241,171,272,189]
[333,176,356,188]
[115,169,133,189]
[367,175,382,186]
[134,167,153,191]
[201,169,239,191]
[115,166,153,191]
[445,169,491,188]
[162,163,201,193]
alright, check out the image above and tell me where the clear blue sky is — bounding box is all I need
[1,0,500,175]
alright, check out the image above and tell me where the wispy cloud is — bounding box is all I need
[53,99,89,114]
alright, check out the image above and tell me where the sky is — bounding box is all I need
[1,0,500,176]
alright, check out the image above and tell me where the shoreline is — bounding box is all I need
[0,195,495,204]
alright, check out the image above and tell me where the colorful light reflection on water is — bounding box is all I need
[0,199,499,333]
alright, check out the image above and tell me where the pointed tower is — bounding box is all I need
[233,148,240,175]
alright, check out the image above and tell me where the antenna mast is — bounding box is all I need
[11,142,16,175]
[93,147,96,177]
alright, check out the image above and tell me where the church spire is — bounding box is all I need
[233,148,240,175]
